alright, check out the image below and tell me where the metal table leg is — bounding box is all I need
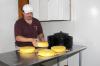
[57,58,60,66]
[79,51,82,66]
[67,59,68,66]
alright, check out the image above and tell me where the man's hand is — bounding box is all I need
[32,38,39,47]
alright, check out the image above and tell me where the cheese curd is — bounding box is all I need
[51,46,66,53]
[19,46,35,54]
[38,49,55,57]
[37,41,48,47]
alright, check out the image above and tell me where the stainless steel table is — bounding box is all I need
[0,45,86,66]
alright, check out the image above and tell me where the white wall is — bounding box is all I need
[30,0,40,19]
[41,0,100,66]
[0,0,18,53]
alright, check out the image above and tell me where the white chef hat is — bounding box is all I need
[22,4,33,13]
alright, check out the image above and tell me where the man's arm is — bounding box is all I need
[37,33,45,41]
[16,36,34,42]
[15,36,38,45]
[36,19,45,41]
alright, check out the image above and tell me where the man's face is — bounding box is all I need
[23,12,33,20]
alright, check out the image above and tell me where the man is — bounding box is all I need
[14,4,44,47]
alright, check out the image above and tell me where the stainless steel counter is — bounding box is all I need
[0,45,86,66]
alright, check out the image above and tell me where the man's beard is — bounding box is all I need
[26,16,32,20]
